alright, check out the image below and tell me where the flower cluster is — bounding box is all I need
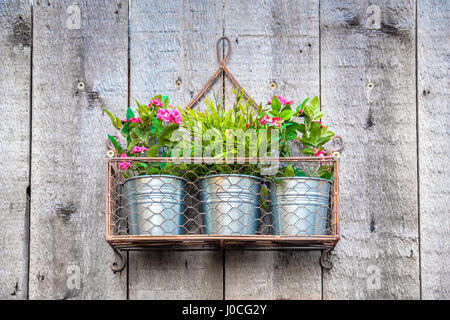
[157,108,181,125]
[121,117,143,123]
[267,95,293,106]
[130,146,148,154]
[149,98,163,108]
[105,94,182,175]
[119,153,131,170]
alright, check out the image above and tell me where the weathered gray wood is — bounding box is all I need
[223,0,322,299]
[0,0,31,300]
[417,0,450,300]
[321,0,420,299]
[128,0,224,299]
[29,0,128,299]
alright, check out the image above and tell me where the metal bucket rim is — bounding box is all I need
[200,174,263,181]
[274,176,332,183]
[123,174,188,184]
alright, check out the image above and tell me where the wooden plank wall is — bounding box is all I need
[29,0,128,299]
[0,0,448,300]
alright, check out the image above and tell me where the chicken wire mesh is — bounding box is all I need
[105,157,339,248]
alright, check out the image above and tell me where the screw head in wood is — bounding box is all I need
[175,79,182,88]
[332,151,340,158]
[269,81,278,90]
[106,150,115,158]
[367,82,374,90]
[77,81,85,90]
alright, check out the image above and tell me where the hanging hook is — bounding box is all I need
[216,36,231,66]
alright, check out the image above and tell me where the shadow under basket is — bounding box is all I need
[199,174,262,235]
[269,177,332,236]
[123,175,187,235]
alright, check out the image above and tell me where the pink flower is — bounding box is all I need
[267,95,294,105]
[157,108,181,125]
[169,109,181,125]
[130,146,148,154]
[313,148,328,158]
[128,117,142,123]
[270,117,282,128]
[150,98,163,107]
[157,108,172,123]
[119,153,131,170]
[260,115,270,125]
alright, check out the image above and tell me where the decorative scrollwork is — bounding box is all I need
[320,247,334,270]
[326,135,344,155]
[111,248,127,273]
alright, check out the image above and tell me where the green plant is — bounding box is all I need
[177,90,279,178]
[105,95,182,178]
[263,95,335,180]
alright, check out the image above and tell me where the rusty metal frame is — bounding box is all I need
[105,157,340,270]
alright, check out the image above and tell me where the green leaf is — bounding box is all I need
[135,162,147,169]
[107,134,123,154]
[104,109,115,125]
[294,169,307,177]
[297,124,306,134]
[317,136,331,145]
[318,165,333,180]
[281,110,294,121]
[285,165,295,177]
[285,131,297,141]
[162,96,169,109]
[309,96,320,112]
[301,147,315,155]
[310,122,322,143]
[271,96,281,112]
[147,167,161,175]
[146,145,159,157]
[296,98,309,113]
[126,107,134,120]
[312,111,325,120]
[261,185,269,198]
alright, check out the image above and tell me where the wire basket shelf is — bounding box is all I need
[105,157,340,250]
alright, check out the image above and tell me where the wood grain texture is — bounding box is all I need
[417,0,450,300]
[29,0,128,299]
[223,0,322,300]
[321,0,420,299]
[128,0,224,299]
[0,0,31,299]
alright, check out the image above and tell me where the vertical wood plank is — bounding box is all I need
[128,0,224,299]
[223,0,322,299]
[0,0,31,299]
[418,0,450,300]
[29,0,128,299]
[321,0,420,299]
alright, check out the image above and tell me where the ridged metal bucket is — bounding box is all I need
[123,175,186,235]
[199,174,262,235]
[270,177,331,236]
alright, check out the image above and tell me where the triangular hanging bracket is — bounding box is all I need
[186,36,258,109]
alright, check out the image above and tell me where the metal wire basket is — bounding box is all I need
[105,157,339,250]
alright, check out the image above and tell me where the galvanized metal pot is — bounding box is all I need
[199,174,262,235]
[270,177,331,236]
[123,175,186,235]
